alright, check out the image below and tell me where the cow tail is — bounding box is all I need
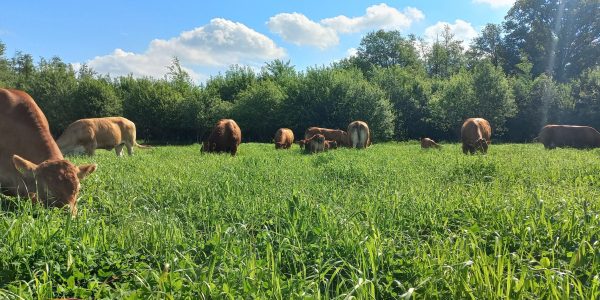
[135,142,152,149]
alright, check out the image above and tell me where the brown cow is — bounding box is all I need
[0,88,96,215]
[202,119,242,156]
[421,137,441,149]
[324,140,338,150]
[57,117,150,156]
[348,121,371,149]
[461,118,491,154]
[304,127,350,147]
[306,134,325,153]
[274,128,294,149]
[536,125,600,149]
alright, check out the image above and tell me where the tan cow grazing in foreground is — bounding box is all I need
[461,118,491,154]
[348,121,371,149]
[274,128,294,149]
[57,117,149,156]
[421,137,441,149]
[304,127,350,147]
[0,88,96,215]
[202,119,242,156]
[536,125,600,149]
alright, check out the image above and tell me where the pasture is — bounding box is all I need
[1,143,599,299]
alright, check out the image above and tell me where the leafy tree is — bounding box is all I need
[503,0,600,81]
[231,80,286,141]
[353,30,423,74]
[371,66,433,139]
[70,76,122,120]
[571,67,600,129]
[470,24,505,67]
[426,25,466,78]
[204,65,257,102]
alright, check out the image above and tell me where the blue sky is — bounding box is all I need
[0,0,513,82]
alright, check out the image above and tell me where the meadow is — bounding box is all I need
[1,143,599,299]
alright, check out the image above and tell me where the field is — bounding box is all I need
[1,143,599,299]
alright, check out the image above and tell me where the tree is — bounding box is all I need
[470,24,505,67]
[503,0,600,81]
[204,65,257,102]
[571,67,600,129]
[426,25,466,78]
[353,30,423,74]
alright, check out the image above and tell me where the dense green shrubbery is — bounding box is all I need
[0,0,598,143]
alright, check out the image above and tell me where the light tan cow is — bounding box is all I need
[420,137,441,149]
[348,121,371,149]
[274,128,294,149]
[461,118,491,154]
[57,117,149,156]
[0,88,96,215]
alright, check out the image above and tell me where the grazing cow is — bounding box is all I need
[0,88,96,215]
[299,134,326,153]
[324,140,338,150]
[202,119,242,156]
[536,125,600,149]
[421,137,441,149]
[461,118,491,154]
[296,139,307,150]
[57,117,150,156]
[274,128,294,149]
[304,127,350,147]
[348,121,371,149]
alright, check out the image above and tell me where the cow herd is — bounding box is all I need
[2,87,600,215]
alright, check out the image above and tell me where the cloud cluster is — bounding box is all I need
[424,19,479,47]
[267,3,424,49]
[472,0,516,8]
[82,18,286,81]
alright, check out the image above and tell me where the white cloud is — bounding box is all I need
[424,19,479,48]
[346,47,358,58]
[473,0,516,8]
[80,18,286,81]
[321,4,424,34]
[267,13,339,49]
[267,4,425,49]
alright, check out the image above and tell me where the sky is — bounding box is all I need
[0,0,514,83]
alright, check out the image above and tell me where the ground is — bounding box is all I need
[1,143,599,299]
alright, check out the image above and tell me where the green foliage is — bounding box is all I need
[2,143,600,298]
[232,80,286,141]
[572,67,600,129]
[426,25,467,78]
[351,30,423,74]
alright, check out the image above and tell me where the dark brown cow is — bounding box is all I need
[536,125,600,149]
[420,137,441,149]
[274,128,294,149]
[304,127,350,147]
[0,88,96,215]
[348,121,371,149]
[202,119,242,156]
[301,134,325,153]
[461,118,491,154]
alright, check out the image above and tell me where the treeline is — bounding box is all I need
[0,0,598,143]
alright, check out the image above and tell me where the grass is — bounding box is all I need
[1,142,599,299]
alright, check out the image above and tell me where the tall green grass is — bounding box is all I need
[1,143,599,299]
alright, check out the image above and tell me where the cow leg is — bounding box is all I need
[126,143,134,156]
[85,141,96,156]
[115,143,125,157]
[462,144,469,154]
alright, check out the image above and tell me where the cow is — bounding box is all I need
[305,134,326,153]
[202,119,242,156]
[324,140,338,150]
[274,128,294,150]
[304,127,350,147]
[0,88,96,215]
[536,125,600,149]
[421,137,441,149]
[348,121,371,149]
[461,118,491,154]
[56,117,150,157]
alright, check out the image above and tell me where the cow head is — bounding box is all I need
[474,138,488,153]
[12,155,96,215]
[275,142,284,149]
[296,140,306,149]
[326,140,338,150]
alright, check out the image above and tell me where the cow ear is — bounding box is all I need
[12,155,38,178]
[77,164,97,179]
